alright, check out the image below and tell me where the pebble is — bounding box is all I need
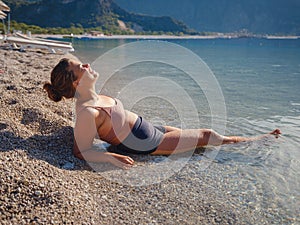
[100,212,107,218]
[62,162,75,170]
[34,190,42,196]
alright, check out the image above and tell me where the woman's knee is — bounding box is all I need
[202,129,214,138]
[202,129,223,143]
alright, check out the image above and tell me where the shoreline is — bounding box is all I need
[33,34,300,40]
[0,46,293,224]
[1,46,233,224]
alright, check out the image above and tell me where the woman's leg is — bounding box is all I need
[164,126,181,132]
[151,128,281,155]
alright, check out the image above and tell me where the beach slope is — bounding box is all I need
[1,47,264,224]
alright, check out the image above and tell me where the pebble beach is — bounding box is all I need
[0,46,292,225]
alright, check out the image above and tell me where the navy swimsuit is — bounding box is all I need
[109,116,166,154]
[92,97,166,155]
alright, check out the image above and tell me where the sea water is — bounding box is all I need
[71,37,299,223]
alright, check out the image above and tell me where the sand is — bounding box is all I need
[0,45,286,225]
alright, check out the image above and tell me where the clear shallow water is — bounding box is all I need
[71,38,300,223]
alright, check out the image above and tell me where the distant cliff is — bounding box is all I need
[5,0,194,34]
[115,0,300,35]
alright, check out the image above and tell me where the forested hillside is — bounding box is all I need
[4,0,194,34]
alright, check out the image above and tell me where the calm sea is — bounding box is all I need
[71,37,299,223]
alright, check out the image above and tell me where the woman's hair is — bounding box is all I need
[43,58,77,102]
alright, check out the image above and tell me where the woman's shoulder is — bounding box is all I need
[98,95,117,107]
[76,105,99,119]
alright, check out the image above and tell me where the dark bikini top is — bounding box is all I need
[89,98,128,143]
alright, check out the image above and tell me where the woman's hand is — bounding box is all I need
[106,153,135,169]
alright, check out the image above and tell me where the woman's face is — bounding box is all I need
[68,60,90,81]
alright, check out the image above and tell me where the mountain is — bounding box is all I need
[4,0,194,34]
[115,0,300,35]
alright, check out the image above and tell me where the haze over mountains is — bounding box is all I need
[115,0,300,35]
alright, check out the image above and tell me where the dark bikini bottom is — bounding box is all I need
[108,116,166,155]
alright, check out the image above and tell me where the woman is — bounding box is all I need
[44,58,281,169]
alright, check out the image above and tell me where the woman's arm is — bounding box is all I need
[73,140,134,169]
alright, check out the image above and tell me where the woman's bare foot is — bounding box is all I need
[225,129,282,144]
